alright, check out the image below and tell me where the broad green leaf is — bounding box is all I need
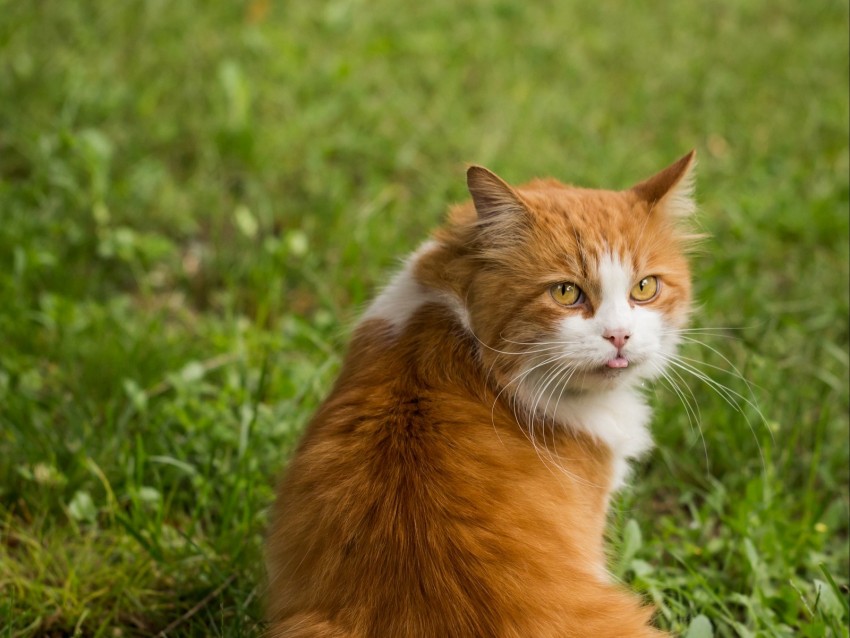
[684,615,713,638]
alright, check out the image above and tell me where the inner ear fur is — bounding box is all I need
[630,150,697,217]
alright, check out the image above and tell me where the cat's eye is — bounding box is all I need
[550,282,584,307]
[631,276,660,303]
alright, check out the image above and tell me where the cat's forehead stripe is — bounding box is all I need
[597,253,633,295]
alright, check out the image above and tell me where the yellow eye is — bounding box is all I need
[550,282,583,306]
[631,276,660,302]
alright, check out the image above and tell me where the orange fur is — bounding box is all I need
[265,153,697,637]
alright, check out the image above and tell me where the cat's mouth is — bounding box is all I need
[605,355,630,369]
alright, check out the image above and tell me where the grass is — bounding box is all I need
[0,0,847,636]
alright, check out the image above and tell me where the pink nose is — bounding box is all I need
[603,329,631,349]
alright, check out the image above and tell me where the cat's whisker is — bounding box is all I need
[527,360,572,472]
[528,358,572,441]
[666,365,707,459]
[665,341,768,430]
[662,355,768,472]
[504,352,604,488]
[674,338,764,407]
[544,365,605,487]
[662,331,770,458]
[498,334,586,348]
[522,358,609,487]
[493,352,567,435]
[537,361,581,437]
[545,364,575,453]
[532,362,604,489]
[676,336,766,397]
[662,326,750,335]
[651,361,709,471]
[521,356,572,435]
[675,353,767,395]
[662,326,757,335]
[485,348,561,387]
[467,324,567,357]
[658,329,770,464]
[489,344,565,356]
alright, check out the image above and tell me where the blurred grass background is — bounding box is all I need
[0,0,847,636]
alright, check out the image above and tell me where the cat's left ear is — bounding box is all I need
[467,165,526,221]
[630,150,697,217]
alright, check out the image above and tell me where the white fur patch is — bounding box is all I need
[361,241,437,330]
[513,374,653,490]
[595,254,634,336]
[361,241,470,333]
[551,387,653,490]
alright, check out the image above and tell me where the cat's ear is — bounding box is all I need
[631,150,697,217]
[467,165,526,221]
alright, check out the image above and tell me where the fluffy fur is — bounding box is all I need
[265,152,698,637]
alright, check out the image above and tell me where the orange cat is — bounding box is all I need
[265,152,698,637]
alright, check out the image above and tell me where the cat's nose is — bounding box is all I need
[603,329,631,349]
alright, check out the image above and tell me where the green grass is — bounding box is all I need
[0,0,847,636]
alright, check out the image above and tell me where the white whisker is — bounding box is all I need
[663,356,768,471]
[677,336,765,399]
[652,361,709,471]
[498,335,586,348]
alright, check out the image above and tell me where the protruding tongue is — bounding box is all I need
[606,356,629,369]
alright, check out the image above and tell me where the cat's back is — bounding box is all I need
[266,306,530,634]
[265,305,660,638]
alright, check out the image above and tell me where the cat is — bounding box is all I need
[265,151,698,637]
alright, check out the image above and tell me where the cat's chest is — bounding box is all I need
[515,385,654,491]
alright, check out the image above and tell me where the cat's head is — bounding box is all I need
[440,152,698,398]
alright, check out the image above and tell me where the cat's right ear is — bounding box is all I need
[466,166,526,221]
[630,150,697,218]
